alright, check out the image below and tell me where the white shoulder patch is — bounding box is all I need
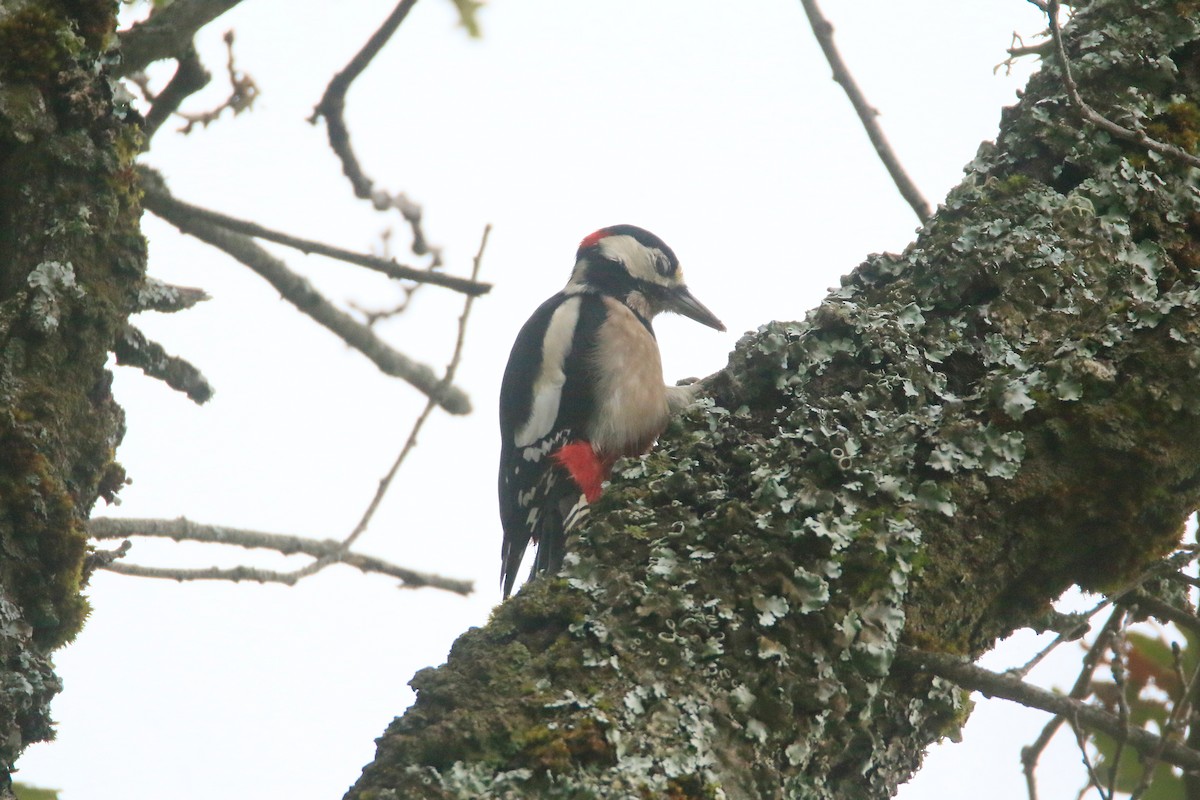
[514,296,581,448]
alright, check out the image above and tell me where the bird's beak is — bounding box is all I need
[668,286,726,332]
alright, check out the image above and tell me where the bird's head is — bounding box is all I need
[566,224,726,332]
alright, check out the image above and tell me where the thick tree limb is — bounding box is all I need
[799,0,931,223]
[139,171,472,414]
[0,2,145,777]
[88,517,473,594]
[116,0,244,77]
[345,4,1200,797]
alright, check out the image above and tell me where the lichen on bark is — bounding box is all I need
[345,1,1200,798]
[0,0,142,785]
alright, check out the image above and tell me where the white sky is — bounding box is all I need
[15,1,1110,797]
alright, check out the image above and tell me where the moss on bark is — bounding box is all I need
[0,0,141,785]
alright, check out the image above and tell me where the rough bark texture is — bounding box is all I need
[346,1,1200,798]
[0,0,140,790]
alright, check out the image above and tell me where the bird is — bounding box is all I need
[497,224,725,598]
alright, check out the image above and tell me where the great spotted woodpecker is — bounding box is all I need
[498,225,725,598]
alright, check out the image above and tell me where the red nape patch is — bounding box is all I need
[578,228,610,251]
[552,441,614,503]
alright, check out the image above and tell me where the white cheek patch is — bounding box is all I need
[599,235,671,285]
[514,297,581,448]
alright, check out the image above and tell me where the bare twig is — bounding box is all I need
[1105,624,1131,798]
[139,171,472,415]
[1012,550,1200,682]
[114,323,214,404]
[1020,607,1126,800]
[137,184,489,296]
[1010,596,1108,679]
[309,0,440,265]
[1043,0,1200,170]
[895,645,1200,773]
[177,30,259,133]
[88,517,472,594]
[1122,591,1200,637]
[284,223,491,583]
[117,0,245,77]
[1068,710,1112,800]
[1126,641,1200,799]
[142,43,211,142]
[798,0,931,223]
[94,227,491,593]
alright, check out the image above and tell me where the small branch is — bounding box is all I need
[177,30,259,134]
[895,645,1200,773]
[798,0,932,223]
[139,172,472,415]
[1127,642,1200,799]
[1010,596,1107,680]
[142,43,211,142]
[114,323,214,404]
[1106,623,1131,798]
[117,0,245,77]
[1043,0,1200,170]
[1020,607,1126,800]
[137,182,489,296]
[284,223,491,583]
[309,0,440,265]
[1122,591,1200,637]
[136,277,211,313]
[88,517,473,594]
[81,540,132,584]
[1069,711,1112,800]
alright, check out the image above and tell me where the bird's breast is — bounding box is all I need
[587,297,669,457]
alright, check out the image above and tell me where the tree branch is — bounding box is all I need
[798,0,931,223]
[137,182,490,295]
[896,645,1200,773]
[309,0,439,264]
[1020,607,1126,800]
[282,223,490,583]
[116,0,245,77]
[88,516,473,594]
[139,170,472,415]
[113,323,214,404]
[141,43,211,142]
[135,277,210,313]
[1042,0,1200,170]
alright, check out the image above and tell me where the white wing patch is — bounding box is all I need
[514,297,581,448]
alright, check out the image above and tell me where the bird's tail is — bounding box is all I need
[530,493,589,581]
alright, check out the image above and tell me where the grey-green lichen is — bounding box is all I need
[0,0,143,786]
[347,1,1200,798]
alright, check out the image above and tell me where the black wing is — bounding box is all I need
[498,292,606,597]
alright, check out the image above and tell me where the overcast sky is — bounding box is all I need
[16,1,1111,798]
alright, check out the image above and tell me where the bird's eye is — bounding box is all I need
[654,252,674,277]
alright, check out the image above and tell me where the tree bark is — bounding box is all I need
[0,0,140,790]
[346,1,1200,797]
